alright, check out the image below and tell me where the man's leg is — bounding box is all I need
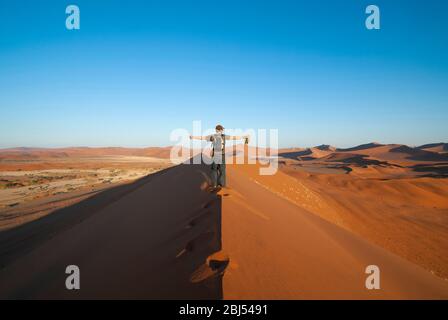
[211,162,218,187]
[218,163,226,187]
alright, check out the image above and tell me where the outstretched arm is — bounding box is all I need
[225,135,249,141]
[190,135,212,141]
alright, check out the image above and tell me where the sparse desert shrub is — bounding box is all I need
[6,182,24,188]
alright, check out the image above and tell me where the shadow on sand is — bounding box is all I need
[0,160,225,299]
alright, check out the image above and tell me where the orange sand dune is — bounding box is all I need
[418,143,448,154]
[259,163,448,279]
[278,147,332,160]
[0,159,448,299]
[319,152,388,166]
[279,143,448,172]
[336,142,384,152]
[335,144,448,163]
[315,144,336,152]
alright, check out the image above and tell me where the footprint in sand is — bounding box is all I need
[175,231,216,258]
[181,197,219,230]
[185,231,215,252]
[217,187,246,199]
[190,251,230,283]
[207,251,230,272]
[186,210,213,229]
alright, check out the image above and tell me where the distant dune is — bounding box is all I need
[279,147,332,160]
[336,142,384,152]
[418,143,448,153]
[278,142,448,169]
[319,152,388,166]
[315,144,336,152]
[390,145,448,161]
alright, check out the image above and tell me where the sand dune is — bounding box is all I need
[1,157,447,299]
[418,143,448,154]
[279,147,332,160]
[278,142,448,179]
[315,144,336,152]
[333,144,448,163]
[336,142,384,152]
[390,145,448,161]
[319,152,388,166]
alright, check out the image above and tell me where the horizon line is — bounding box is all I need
[1,141,447,151]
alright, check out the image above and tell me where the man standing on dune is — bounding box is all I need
[190,124,249,191]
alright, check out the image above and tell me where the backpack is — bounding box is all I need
[210,133,225,159]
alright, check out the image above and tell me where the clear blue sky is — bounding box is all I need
[0,0,447,148]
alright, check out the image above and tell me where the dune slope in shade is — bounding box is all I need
[0,162,448,299]
[0,164,223,299]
